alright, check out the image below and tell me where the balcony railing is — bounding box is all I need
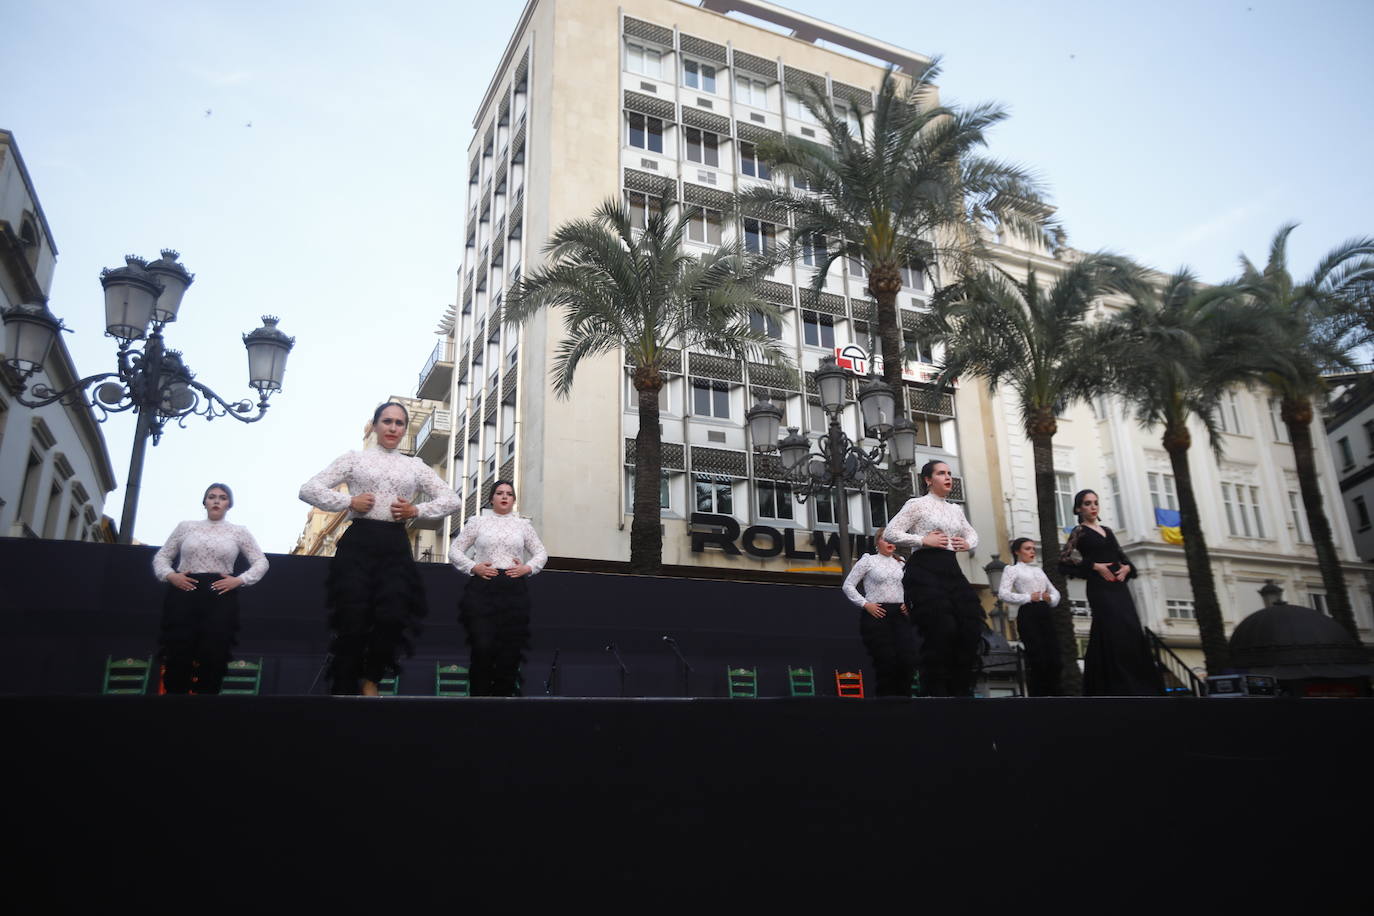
[415,408,454,468]
[417,338,456,400]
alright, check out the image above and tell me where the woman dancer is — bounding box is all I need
[840,529,914,697]
[998,537,1062,697]
[299,402,461,696]
[449,480,547,697]
[1059,489,1163,696]
[152,483,268,694]
[883,460,984,697]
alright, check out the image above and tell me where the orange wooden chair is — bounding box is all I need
[834,669,865,698]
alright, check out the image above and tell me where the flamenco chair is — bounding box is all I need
[726,666,758,698]
[220,658,263,695]
[378,675,400,696]
[834,670,865,698]
[909,670,922,698]
[787,665,816,697]
[102,656,152,695]
[436,663,471,697]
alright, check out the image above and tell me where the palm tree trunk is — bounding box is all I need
[1283,397,1359,640]
[1029,414,1081,695]
[870,264,912,509]
[630,371,665,575]
[1164,425,1228,672]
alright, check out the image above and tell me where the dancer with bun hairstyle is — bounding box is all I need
[882,460,984,697]
[1059,489,1163,696]
[998,537,1062,696]
[840,529,914,697]
[300,402,460,695]
[152,483,268,694]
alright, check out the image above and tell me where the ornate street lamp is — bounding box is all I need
[745,354,916,574]
[1,250,295,543]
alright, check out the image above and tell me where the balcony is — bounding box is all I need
[416,408,453,465]
[417,338,455,400]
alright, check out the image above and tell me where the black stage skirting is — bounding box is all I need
[0,538,861,696]
[4,695,1369,907]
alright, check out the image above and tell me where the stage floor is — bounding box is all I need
[6,695,1370,908]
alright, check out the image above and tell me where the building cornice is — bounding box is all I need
[0,130,58,255]
[696,0,931,72]
[474,0,539,129]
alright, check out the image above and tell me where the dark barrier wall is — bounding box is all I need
[0,537,864,696]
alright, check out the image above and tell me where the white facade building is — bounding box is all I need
[0,129,116,541]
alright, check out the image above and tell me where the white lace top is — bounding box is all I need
[841,552,906,606]
[449,511,548,575]
[883,493,980,552]
[998,563,1061,618]
[152,519,269,585]
[299,444,461,522]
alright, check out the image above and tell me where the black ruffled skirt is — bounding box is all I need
[903,549,984,697]
[324,519,426,692]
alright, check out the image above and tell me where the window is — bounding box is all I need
[800,232,827,267]
[904,333,934,365]
[792,174,816,193]
[691,380,731,419]
[626,42,663,79]
[847,256,867,278]
[1339,436,1355,469]
[808,400,826,432]
[1055,472,1076,529]
[695,474,733,514]
[1069,599,1091,618]
[682,58,717,93]
[835,102,861,136]
[1310,592,1329,616]
[738,142,771,180]
[735,75,769,108]
[757,480,794,520]
[687,208,723,245]
[1289,490,1309,542]
[628,471,672,511]
[1356,496,1371,531]
[910,413,943,449]
[1267,398,1290,443]
[1148,472,1178,511]
[900,263,926,291]
[626,191,662,229]
[1108,474,1127,530]
[784,92,818,124]
[812,487,836,525]
[749,309,781,339]
[627,112,664,153]
[868,491,889,527]
[1365,420,1374,455]
[742,217,776,254]
[684,127,720,167]
[626,375,670,412]
[1217,392,1244,435]
[1165,598,1196,620]
[1222,483,1267,538]
[802,310,835,348]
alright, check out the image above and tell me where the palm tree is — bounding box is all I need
[506,197,791,575]
[1107,270,1261,673]
[920,254,1137,694]
[1240,224,1374,641]
[741,62,1055,497]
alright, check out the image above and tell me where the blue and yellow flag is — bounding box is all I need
[1155,508,1183,545]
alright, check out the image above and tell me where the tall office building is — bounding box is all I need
[414,0,996,585]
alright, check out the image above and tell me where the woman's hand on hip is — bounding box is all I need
[167,572,197,592]
[390,497,417,521]
[472,562,499,580]
[211,575,243,594]
[863,602,886,619]
[921,530,949,549]
[507,563,533,578]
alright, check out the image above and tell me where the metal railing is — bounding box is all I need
[417,338,455,392]
[1145,627,1205,696]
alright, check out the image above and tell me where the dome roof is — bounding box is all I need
[1230,601,1373,679]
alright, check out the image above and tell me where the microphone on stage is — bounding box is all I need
[662,633,693,698]
[604,642,629,698]
[544,648,560,697]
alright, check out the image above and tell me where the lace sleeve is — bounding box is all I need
[152,522,188,581]
[412,459,461,519]
[236,527,270,586]
[1059,526,1089,579]
[841,555,871,607]
[448,516,479,575]
[522,520,548,574]
[299,452,354,512]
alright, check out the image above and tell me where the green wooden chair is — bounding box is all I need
[103,656,152,695]
[220,658,263,695]
[436,663,471,697]
[910,670,922,698]
[727,666,758,698]
[787,665,816,697]
[378,675,400,696]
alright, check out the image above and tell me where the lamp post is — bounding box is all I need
[746,355,916,574]
[1,251,295,544]
[983,553,1008,636]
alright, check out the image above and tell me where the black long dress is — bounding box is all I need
[1060,525,1164,697]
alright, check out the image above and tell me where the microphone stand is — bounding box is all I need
[604,643,629,698]
[662,635,693,698]
[543,648,561,697]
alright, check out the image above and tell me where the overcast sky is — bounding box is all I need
[3,0,1370,552]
